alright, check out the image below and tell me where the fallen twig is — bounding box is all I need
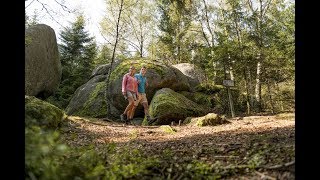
[214,155,239,158]
[254,170,277,180]
[262,160,295,169]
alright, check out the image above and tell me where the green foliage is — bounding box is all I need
[25,9,39,28]
[105,147,160,179]
[212,88,245,115]
[179,91,213,108]
[25,126,109,179]
[247,152,265,169]
[94,44,112,65]
[25,124,159,180]
[27,122,290,179]
[157,0,196,63]
[261,80,295,113]
[187,161,218,179]
[25,126,70,180]
[47,14,98,109]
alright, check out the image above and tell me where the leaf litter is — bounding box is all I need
[60,113,295,179]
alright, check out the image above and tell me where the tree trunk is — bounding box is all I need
[247,66,254,109]
[105,0,124,118]
[267,79,274,114]
[275,82,284,112]
[229,65,234,81]
[140,20,143,57]
[255,61,262,112]
[243,69,251,115]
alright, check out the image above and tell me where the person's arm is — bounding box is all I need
[135,77,139,97]
[122,75,127,96]
[135,74,140,84]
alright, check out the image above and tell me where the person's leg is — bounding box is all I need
[140,94,155,124]
[123,99,134,115]
[128,94,140,120]
[121,91,135,122]
[129,105,137,120]
[142,102,149,117]
[125,97,134,119]
[140,94,149,116]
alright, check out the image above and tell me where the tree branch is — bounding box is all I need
[25,0,36,9]
[54,0,74,13]
[36,0,64,28]
[262,160,295,170]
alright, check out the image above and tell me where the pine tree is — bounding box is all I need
[46,14,97,109]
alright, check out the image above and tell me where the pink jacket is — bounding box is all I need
[122,73,138,93]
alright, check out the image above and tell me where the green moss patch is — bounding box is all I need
[25,95,66,129]
[109,58,167,83]
[73,82,107,118]
[160,125,177,133]
[184,113,228,127]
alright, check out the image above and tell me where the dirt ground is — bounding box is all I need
[61,113,295,179]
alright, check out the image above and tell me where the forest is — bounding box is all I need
[25,0,295,179]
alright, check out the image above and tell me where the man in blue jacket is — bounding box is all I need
[132,65,156,124]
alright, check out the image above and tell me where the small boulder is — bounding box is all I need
[184,113,229,127]
[25,95,66,129]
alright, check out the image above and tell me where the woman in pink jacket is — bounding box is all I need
[120,65,139,124]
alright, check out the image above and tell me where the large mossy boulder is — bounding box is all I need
[66,58,194,118]
[25,95,66,129]
[149,88,210,125]
[109,59,192,117]
[25,24,61,98]
[184,113,229,127]
[65,75,119,118]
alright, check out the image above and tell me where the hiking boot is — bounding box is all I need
[125,119,130,125]
[129,120,136,126]
[120,114,126,122]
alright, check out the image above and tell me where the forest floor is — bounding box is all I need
[60,112,295,179]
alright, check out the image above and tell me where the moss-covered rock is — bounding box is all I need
[66,58,202,119]
[149,88,210,125]
[108,58,192,117]
[184,113,228,127]
[71,82,108,117]
[66,75,119,118]
[25,95,66,129]
[160,125,177,133]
